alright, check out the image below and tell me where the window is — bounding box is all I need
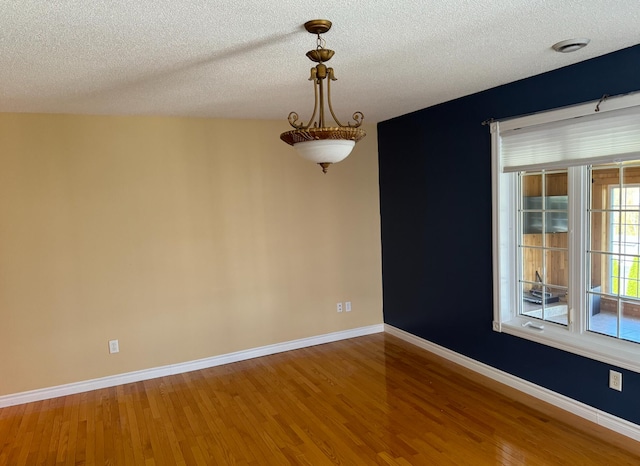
[519,170,569,326]
[491,92,640,373]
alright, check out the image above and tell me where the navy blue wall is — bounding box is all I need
[378,45,640,424]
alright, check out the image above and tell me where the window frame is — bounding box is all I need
[491,93,640,374]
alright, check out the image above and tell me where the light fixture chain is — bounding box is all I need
[316,34,326,53]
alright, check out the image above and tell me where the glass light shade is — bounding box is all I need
[293,139,356,164]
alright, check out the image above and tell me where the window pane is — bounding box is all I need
[588,253,620,295]
[622,167,640,204]
[621,300,640,343]
[521,287,568,325]
[589,294,618,338]
[591,167,619,212]
[522,173,542,197]
[521,247,542,286]
[545,172,567,197]
[545,249,567,287]
[522,173,543,234]
[590,211,611,253]
[523,210,542,234]
[619,255,640,298]
[546,285,568,326]
[611,186,621,209]
[621,187,640,210]
[545,210,567,233]
[616,210,640,257]
[589,252,618,295]
[545,172,568,233]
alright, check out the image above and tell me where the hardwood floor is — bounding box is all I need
[1,333,639,465]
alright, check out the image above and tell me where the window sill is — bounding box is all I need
[496,316,640,374]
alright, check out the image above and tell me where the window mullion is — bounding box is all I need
[569,166,586,334]
[618,167,623,338]
[541,172,547,321]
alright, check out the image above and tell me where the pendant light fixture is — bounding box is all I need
[280,20,366,173]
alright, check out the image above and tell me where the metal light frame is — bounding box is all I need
[280,20,366,173]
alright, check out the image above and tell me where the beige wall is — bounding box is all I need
[0,114,382,396]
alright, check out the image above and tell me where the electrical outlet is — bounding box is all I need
[109,339,120,354]
[337,302,343,313]
[609,370,622,391]
[345,301,352,312]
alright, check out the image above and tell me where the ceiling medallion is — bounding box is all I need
[280,20,366,173]
[551,38,590,53]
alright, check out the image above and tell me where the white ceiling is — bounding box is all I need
[1,1,638,123]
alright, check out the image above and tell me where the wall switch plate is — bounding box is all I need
[109,339,120,354]
[345,301,352,312]
[337,302,343,313]
[609,370,622,391]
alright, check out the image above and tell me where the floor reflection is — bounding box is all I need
[590,312,640,343]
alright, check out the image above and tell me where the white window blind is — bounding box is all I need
[494,93,640,172]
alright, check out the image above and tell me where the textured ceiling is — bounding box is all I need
[1,1,638,123]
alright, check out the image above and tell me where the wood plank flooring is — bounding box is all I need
[1,333,639,465]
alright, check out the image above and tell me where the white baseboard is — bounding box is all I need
[8,322,636,442]
[385,324,640,442]
[0,324,384,408]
